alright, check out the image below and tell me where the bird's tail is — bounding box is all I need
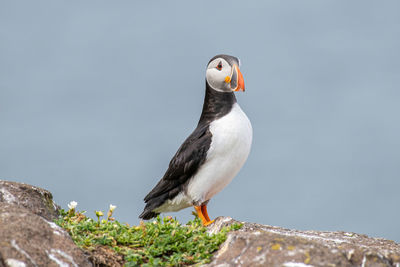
[139,209,159,220]
[140,189,171,220]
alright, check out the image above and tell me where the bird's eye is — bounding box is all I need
[216,62,222,70]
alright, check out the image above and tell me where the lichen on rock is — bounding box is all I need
[0,180,60,221]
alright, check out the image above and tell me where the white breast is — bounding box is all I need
[187,103,253,204]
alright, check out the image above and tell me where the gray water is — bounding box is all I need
[1,1,399,242]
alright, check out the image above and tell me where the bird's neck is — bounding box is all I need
[198,81,237,125]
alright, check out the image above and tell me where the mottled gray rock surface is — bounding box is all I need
[0,180,92,267]
[206,217,400,267]
[0,180,59,221]
[0,203,92,267]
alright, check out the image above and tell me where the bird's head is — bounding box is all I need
[206,54,245,93]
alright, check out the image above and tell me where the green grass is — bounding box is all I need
[55,206,242,266]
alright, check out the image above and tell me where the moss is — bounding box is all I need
[55,207,241,266]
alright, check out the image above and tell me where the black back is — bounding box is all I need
[139,82,236,219]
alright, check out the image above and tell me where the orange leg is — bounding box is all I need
[201,205,211,222]
[195,205,215,226]
[194,206,207,225]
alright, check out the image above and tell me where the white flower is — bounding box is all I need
[109,204,117,212]
[68,201,77,210]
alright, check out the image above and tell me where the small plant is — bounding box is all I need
[55,202,242,266]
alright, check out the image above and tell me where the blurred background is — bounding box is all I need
[1,1,399,242]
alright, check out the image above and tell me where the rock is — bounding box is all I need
[0,180,91,267]
[0,180,59,221]
[0,203,92,267]
[1,180,399,267]
[206,217,400,267]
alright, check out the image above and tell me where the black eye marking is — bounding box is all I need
[216,61,223,70]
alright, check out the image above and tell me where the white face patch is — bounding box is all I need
[206,58,232,92]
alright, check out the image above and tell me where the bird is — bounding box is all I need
[139,54,252,226]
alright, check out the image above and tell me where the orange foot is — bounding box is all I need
[194,205,215,226]
[204,219,215,226]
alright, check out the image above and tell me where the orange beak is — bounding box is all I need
[231,64,245,92]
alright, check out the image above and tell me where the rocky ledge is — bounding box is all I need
[1,180,399,267]
[207,217,400,267]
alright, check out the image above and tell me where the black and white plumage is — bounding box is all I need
[139,54,252,225]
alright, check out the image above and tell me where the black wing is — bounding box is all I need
[139,124,212,219]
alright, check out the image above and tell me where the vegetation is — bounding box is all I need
[55,203,242,266]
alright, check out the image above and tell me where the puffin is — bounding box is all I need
[139,54,252,226]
